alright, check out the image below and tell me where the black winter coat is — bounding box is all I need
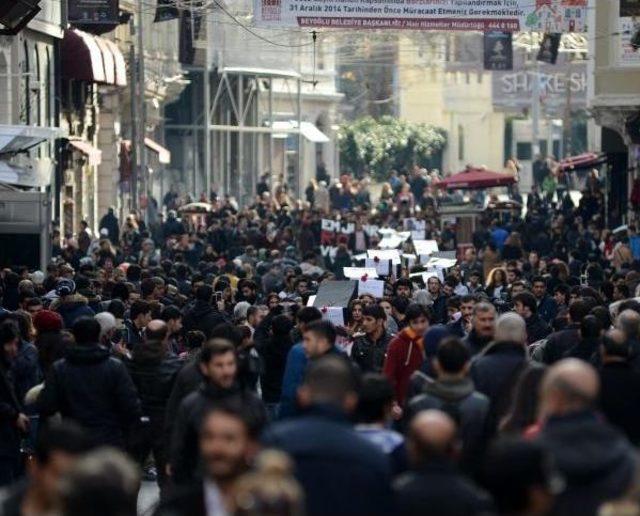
[126,344,182,422]
[262,405,394,516]
[38,345,141,448]
[182,301,228,338]
[525,314,551,344]
[394,460,494,516]
[0,363,21,460]
[542,324,581,364]
[598,361,640,445]
[258,334,294,404]
[471,341,528,429]
[169,382,266,486]
[350,332,392,373]
[164,356,203,449]
[539,410,636,516]
[407,378,490,474]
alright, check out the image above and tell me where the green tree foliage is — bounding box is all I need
[338,116,447,179]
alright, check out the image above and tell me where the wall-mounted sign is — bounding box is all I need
[492,52,587,115]
[68,0,119,26]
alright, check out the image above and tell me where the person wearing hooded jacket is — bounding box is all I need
[50,279,94,329]
[38,317,141,448]
[407,337,490,476]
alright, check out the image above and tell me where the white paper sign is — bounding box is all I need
[368,249,401,265]
[379,235,404,249]
[306,295,317,307]
[343,267,379,280]
[427,258,458,268]
[365,258,391,276]
[322,306,345,327]
[414,240,439,256]
[358,279,385,298]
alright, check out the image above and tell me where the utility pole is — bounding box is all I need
[203,9,211,200]
[531,36,541,162]
[129,17,138,211]
[137,0,147,220]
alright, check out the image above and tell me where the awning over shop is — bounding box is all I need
[122,138,171,164]
[144,138,171,164]
[436,168,516,190]
[0,158,54,188]
[270,121,330,143]
[68,138,102,166]
[558,153,608,171]
[0,125,62,155]
[61,29,127,86]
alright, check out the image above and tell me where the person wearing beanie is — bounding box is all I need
[32,311,64,335]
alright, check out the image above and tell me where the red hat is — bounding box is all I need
[33,310,64,333]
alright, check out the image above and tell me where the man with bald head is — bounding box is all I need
[394,410,492,516]
[126,319,181,493]
[471,312,530,429]
[597,329,640,445]
[615,309,640,369]
[538,358,636,516]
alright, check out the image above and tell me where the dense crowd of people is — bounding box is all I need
[1,165,640,516]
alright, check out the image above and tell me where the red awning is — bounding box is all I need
[61,29,126,86]
[558,153,607,171]
[436,168,516,190]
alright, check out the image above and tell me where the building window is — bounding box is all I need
[22,40,30,125]
[45,48,51,127]
[35,44,41,127]
[0,51,10,124]
[458,124,465,161]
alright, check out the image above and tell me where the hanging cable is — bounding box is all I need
[212,0,314,47]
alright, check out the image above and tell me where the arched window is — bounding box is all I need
[458,124,465,161]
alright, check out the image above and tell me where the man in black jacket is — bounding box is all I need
[182,285,228,338]
[538,358,636,516]
[407,338,490,475]
[38,317,141,448]
[463,302,496,356]
[126,320,182,493]
[513,292,551,344]
[168,338,266,486]
[123,300,151,350]
[156,402,258,516]
[542,299,591,364]
[597,329,640,445]
[351,305,392,373]
[394,409,493,516]
[263,356,393,516]
[471,312,529,430]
